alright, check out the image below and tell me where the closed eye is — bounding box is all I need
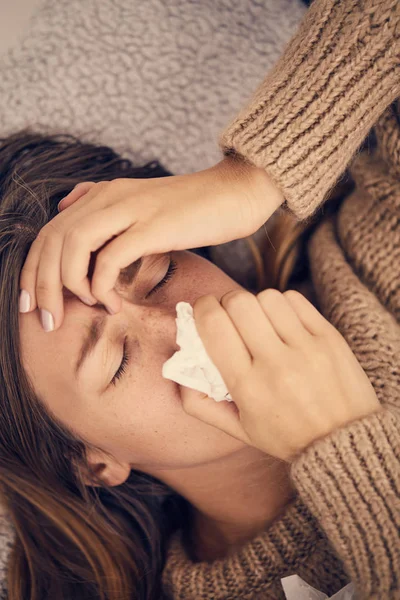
[110,259,179,386]
[111,335,130,386]
[145,259,178,298]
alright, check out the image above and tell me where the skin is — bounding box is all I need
[19,249,297,561]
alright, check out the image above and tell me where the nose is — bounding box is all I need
[117,293,180,353]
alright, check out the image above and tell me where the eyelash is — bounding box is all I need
[146,259,178,298]
[111,259,179,386]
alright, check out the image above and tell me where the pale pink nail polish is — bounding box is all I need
[40,309,54,332]
[19,289,31,313]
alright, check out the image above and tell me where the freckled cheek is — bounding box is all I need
[111,377,179,439]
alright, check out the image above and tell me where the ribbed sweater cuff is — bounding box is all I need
[220,0,400,221]
[290,408,400,598]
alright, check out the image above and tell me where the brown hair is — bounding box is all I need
[0,128,356,600]
[0,130,191,600]
[260,176,356,294]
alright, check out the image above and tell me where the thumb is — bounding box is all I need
[179,384,250,446]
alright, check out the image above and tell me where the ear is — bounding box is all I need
[80,449,131,488]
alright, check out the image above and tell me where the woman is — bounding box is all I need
[1,1,399,600]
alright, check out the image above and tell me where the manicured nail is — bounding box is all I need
[40,309,54,332]
[19,289,31,313]
[78,296,96,306]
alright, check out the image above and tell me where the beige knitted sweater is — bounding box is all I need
[161,1,400,599]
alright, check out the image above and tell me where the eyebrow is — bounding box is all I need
[74,257,143,378]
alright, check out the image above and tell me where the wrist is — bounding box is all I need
[219,153,284,223]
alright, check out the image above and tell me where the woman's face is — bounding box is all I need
[19,250,247,479]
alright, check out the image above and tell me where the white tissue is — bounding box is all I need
[281,575,356,600]
[162,302,233,402]
[163,307,357,599]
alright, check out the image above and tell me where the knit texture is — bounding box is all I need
[161,2,400,598]
[161,102,400,600]
[220,0,400,221]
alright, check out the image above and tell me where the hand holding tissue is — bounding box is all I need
[162,301,233,402]
[162,304,358,599]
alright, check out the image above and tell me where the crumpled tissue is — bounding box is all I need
[281,575,356,600]
[162,302,233,402]
[162,304,356,598]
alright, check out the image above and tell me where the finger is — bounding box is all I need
[19,232,46,313]
[193,294,253,394]
[58,181,97,212]
[282,290,334,337]
[34,231,66,331]
[219,289,285,361]
[35,224,98,331]
[19,181,110,317]
[61,204,140,314]
[57,181,113,224]
[179,386,251,446]
[256,288,311,347]
[89,217,174,310]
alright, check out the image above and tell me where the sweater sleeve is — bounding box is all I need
[219,0,400,221]
[289,408,400,599]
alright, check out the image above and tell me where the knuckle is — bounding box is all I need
[34,228,46,244]
[283,289,303,301]
[35,280,52,296]
[221,289,252,309]
[65,225,84,247]
[42,219,64,238]
[193,295,220,324]
[193,293,216,309]
[93,251,111,275]
[95,181,110,192]
[90,262,112,297]
[111,178,128,192]
[35,226,52,246]
[257,287,283,304]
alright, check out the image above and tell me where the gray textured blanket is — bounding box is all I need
[0,0,305,174]
[0,0,305,593]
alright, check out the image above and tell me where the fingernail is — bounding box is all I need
[19,289,31,313]
[40,309,54,332]
[106,305,116,315]
[57,199,64,212]
[78,296,96,306]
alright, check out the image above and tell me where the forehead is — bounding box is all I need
[18,296,89,399]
